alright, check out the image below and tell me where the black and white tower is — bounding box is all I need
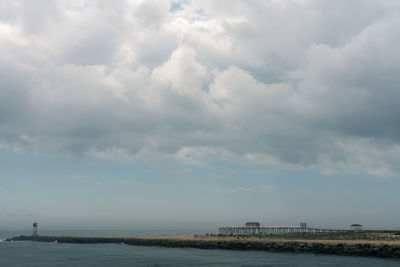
[32,222,38,236]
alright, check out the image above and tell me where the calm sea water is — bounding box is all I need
[1,230,399,266]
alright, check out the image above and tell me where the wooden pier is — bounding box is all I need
[219,222,347,235]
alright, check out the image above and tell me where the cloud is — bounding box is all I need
[152,45,206,93]
[70,175,98,180]
[70,174,102,185]
[207,186,274,193]
[1,0,400,176]
[173,168,193,176]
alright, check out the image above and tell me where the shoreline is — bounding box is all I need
[6,234,400,259]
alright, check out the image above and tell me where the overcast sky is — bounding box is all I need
[1,0,400,231]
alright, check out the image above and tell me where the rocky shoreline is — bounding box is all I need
[7,235,400,259]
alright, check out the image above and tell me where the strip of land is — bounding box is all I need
[7,233,400,259]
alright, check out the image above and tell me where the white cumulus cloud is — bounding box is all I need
[1,0,400,176]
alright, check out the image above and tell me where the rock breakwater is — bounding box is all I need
[7,235,400,259]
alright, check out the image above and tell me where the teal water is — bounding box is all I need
[1,241,399,266]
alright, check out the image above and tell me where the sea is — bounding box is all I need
[1,230,399,266]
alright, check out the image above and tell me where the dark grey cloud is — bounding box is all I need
[1,0,400,176]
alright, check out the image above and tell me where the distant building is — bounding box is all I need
[300,222,307,229]
[350,224,362,230]
[245,222,260,228]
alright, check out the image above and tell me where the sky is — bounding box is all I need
[1,0,400,231]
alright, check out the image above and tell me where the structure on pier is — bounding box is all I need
[219,222,346,235]
[350,224,362,231]
[32,222,38,236]
[245,222,260,228]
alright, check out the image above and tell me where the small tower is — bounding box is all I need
[32,222,38,236]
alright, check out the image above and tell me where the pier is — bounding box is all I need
[219,222,347,235]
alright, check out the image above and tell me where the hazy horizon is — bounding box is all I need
[1,0,400,231]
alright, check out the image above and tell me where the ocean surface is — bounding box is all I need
[1,230,400,266]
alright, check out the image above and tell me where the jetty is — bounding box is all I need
[6,233,400,259]
[7,221,400,259]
